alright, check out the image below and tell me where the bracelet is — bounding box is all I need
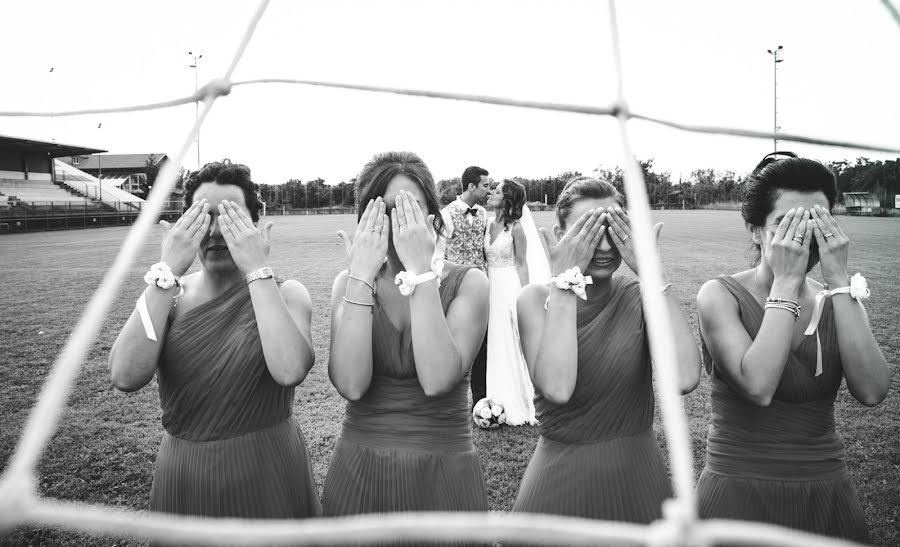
[342,296,374,308]
[764,301,800,320]
[144,261,180,290]
[395,258,444,296]
[766,296,799,306]
[348,274,376,295]
[805,273,869,335]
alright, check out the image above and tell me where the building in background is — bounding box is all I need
[60,153,170,197]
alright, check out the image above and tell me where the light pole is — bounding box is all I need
[766,45,784,151]
[49,67,55,142]
[188,51,203,168]
[97,122,103,204]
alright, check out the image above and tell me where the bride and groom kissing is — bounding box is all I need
[437,166,551,426]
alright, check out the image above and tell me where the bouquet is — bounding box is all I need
[472,397,506,429]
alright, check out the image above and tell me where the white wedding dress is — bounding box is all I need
[484,218,537,426]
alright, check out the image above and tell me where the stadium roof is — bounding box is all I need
[0,134,106,157]
[67,153,168,170]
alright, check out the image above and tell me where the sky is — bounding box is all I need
[2,0,899,186]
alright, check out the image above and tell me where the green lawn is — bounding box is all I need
[0,210,897,546]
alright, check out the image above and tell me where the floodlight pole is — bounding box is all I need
[189,51,203,168]
[766,46,784,152]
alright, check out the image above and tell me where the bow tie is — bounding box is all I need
[465,208,479,217]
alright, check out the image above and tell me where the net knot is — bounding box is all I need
[610,100,630,119]
[0,472,36,534]
[197,78,233,101]
[646,498,697,547]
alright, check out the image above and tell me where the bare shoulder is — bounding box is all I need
[697,276,739,320]
[511,220,526,236]
[518,283,549,311]
[459,266,489,295]
[279,279,311,305]
[332,269,350,289]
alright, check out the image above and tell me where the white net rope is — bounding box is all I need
[0,1,895,545]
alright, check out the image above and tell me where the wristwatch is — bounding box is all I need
[245,266,274,284]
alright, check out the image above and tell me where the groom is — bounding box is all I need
[437,166,491,410]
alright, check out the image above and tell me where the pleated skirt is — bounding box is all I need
[323,435,489,515]
[150,418,323,519]
[513,428,671,523]
[696,467,870,544]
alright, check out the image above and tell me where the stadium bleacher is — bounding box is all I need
[0,179,90,203]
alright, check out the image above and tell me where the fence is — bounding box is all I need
[0,200,184,234]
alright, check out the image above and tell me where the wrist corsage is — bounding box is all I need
[551,266,593,299]
[545,266,593,310]
[803,273,869,378]
[144,262,180,290]
[395,257,444,296]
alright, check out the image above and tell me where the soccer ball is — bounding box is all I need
[472,397,506,429]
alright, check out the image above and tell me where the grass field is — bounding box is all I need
[1,210,897,546]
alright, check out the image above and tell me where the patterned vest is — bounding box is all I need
[444,203,487,271]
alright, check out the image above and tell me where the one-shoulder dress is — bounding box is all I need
[150,281,322,520]
[696,275,869,543]
[323,263,489,515]
[513,276,672,522]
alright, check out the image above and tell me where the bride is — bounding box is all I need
[484,179,551,426]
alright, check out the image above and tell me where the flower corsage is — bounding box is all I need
[395,257,444,296]
[144,261,180,290]
[545,266,593,310]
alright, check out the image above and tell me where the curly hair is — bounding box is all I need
[555,176,624,229]
[183,159,263,222]
[355,151,444,236]
[497,179,526,229]
[741,151,836,265]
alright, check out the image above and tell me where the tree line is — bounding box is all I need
[254,157,899,211]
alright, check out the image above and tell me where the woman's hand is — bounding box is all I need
[810,205,850,287]
[541,208,605,274]
[391,190,437,274]
[337,197,389,282]
[765,207,813,290]
[606,206,662,275]
[159,199,210,276]
[217,200,273,274]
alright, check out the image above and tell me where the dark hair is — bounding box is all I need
[555,176,624,229]
[461,166,489,192]
[183,159,263,222]
[498,179,526,229]
[356,151,444,235]
[742,151,837,263]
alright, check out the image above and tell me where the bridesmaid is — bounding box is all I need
[513,176,700,522]
[325,151,490,516]
[696,152,889,542]
[109,160,322,523]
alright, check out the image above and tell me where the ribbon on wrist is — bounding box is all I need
[804,273,869,336]
[137,262,181,341]
[803,273,869,378]
[395,257,444,296]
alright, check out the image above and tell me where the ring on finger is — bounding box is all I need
[622,234,629,242]
[824,232,834,239]
[792,235,804,243]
